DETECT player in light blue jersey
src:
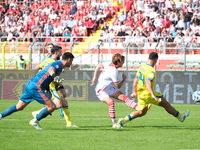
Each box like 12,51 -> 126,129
0,52 -> 74,129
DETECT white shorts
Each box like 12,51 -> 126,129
95,84 -> 120,101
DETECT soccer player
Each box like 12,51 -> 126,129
41,43 -> 54,62
39,43 -> 64,117
116,52 -> 190,128
90,53 -> 140,128
34,45 -> 77,128
0,52 -> 74,129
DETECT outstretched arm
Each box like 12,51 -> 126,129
90,64 -> 101,86
35,63 -> 42,71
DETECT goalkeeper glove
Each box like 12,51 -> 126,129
54,76 -> 64,83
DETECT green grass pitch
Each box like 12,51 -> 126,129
0,100 -> 200,150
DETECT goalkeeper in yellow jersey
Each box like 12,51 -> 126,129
33,45 -> 77,128
116,52 -> 190,128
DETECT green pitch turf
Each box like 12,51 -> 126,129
0,100 -> 200,150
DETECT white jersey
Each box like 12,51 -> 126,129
95,62 -> 119,92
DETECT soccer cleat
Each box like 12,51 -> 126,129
60,114 -> 64,117
29,119 -> 42,129
66,124 -> 78,128
112,124 -> 117,128
147,104 -> 152,110
115,118 -> 125,129
179,109 -> 190,122
32,111 -> 38,118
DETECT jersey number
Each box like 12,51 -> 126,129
138,71 -> 145,87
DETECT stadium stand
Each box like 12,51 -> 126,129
0,0 -> 200,70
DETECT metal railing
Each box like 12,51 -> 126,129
1,35 -> 200,71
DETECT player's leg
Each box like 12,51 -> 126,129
29,88 -> 56,129
96,85 -> 117,127
116,92 -> 151,128
60,96 -> 78,127
111,91 -> 139,111
158,96 -> 190,122
0,84 -> 33,120
0,100 -> 29,120
104,97 -> 117,128
32,83 -> 61,118
57,86 -> 66,117
116,107 -> 147,129
59,107 -> 64,117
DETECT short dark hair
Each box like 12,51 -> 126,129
62,52 -> 74,60
47,43 -> 54,47
51,45 -> 62,54
149,52 -> 158,60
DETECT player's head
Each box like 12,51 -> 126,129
46,43 -> 54,53
61,52 -> 74,67
112,53 -> 125,68
148,52 -> 158,66
51,45 -> 62,60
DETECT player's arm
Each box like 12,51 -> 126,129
90,64 -> 101,86
35,62 -> 42,71
48,66 -> 63,84
131,77 -> 138,98
115,74 -> 126,89
146,79 -> 161,102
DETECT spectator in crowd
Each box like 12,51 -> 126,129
177,28 -> 185,37
102,22 -> 109,32
150,29 -> 160,42
86,18 -> 97,35
44,20 -> 54,36
69,4 -> 77,15
16,55 -> 26,70
118,11 -> 126,23
183,8 -> 192,30
176,0 -> 184,11
32,21 -> 41,37
171,26 -> 178,37
162,15 -> 171,31
79,22 -> 87,37
190,33 -> 197,54
134,31 -> 144,54
63,29 -> 70,42
125,0 -> 133,16
3,0 -> 9,13
176,15 -> 184,30
191,14 -> 200,25
174,33 -> 183,54
0,26 -> 8,41
67,15 -> 75,31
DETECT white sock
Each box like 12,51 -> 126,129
135,106 -> 140,111
32,118 -> 38,123
111,119 -> 117,125
0,114 -> 2,120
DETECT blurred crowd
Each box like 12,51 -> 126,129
99,0 -> 200,54
0,0 -> 200,54
0,0 -> 116,43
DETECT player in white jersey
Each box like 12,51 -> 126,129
90,53 -> 140,128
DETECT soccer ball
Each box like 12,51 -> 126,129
192,91 -> 200,102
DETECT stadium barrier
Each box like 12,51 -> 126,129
0,69 -> 199,104
1,36 -> 200,71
